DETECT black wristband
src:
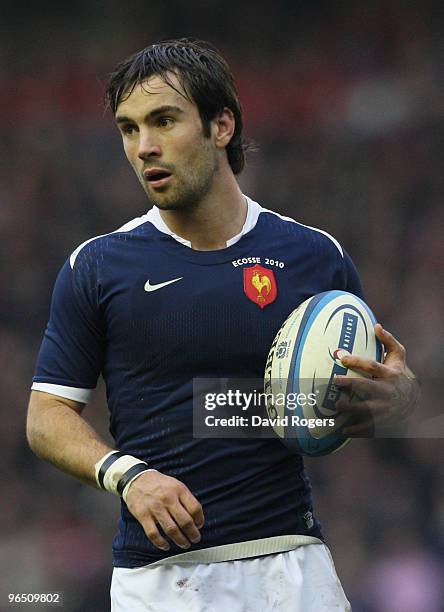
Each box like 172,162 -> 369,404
98,451 -> 124,489
117,463 -> 149,496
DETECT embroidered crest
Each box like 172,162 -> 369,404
243,265 -> 277,309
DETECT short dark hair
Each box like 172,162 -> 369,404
106,38 -> 249,174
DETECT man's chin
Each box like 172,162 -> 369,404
147,190 -> 198,211
149,195 -> 184,211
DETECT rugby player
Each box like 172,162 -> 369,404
27,39 -> 418,611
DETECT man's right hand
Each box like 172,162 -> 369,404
124,470 -> 205,551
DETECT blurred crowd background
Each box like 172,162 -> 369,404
1,0 -> 443,610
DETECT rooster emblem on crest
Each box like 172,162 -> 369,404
243,264 -> 277,309
251,271 -> 272,303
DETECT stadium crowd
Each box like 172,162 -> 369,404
1,1 -> 443,610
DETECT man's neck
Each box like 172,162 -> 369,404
158,172 -> 247,251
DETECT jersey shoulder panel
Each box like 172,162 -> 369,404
257,207 -> 344,258
69,212 -> 155,269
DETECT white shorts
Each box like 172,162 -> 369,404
110,544 -> 351,611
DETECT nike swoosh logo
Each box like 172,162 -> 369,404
144,277 -> 183,292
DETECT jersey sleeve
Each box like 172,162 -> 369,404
32,256 -> 105,403
332,248 -> 365,300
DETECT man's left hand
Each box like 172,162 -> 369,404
334,324 -> 420,435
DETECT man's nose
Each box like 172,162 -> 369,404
138,131 -> 162,160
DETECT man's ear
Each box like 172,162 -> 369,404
213,107 -> 235,149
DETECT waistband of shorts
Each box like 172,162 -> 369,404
143,535 -> 323,568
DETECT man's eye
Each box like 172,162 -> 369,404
122,125 -> 136,135
158,117 -> 174,128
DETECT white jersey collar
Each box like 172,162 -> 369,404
145,195 -> 262,249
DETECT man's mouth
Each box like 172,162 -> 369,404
144,168 -> 172,188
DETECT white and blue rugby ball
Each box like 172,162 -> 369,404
264,290 -> 383,456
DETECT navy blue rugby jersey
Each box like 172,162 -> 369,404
32,196 -> 363,568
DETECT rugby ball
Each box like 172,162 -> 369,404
264,290 -> 383,456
